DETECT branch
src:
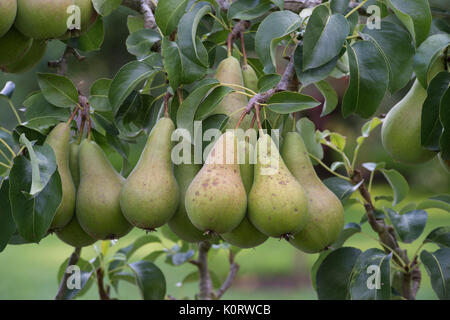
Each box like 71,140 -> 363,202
55,247 -> 82,300
190,241 -> 214,300
96,268 -> 112,300
48,46 -> 85,76
140,0 -> 157,29
285,0 -> 322,12
216,251 -> 240,299
227,20 -> 251,55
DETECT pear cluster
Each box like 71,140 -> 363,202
0,0 -> 97,73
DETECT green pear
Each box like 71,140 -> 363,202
15,0 -> 95,39
0,0 -> 17,37
2,39 -> 47,73
55,215 -> 96,247
77,140 -> 132,240
281,131 -> 344,253
168,163 -> 208,242
45,123 -> 76,230
242,63 -> 258,93
0,27 -> 32,67
185,131 -> 247,234
120,118 -> 180,230
213,56 -> 252,129
69,142 -> 80,188
222,138 -> 268,248
381,79 -> 436,164
248,134 -> 309,238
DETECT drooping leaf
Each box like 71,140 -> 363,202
129,261 -> 166,300
0,179 -> 15,252
417,194 -> 450,212
155,0 -> 189,36
420,248 -> 450,300
315,80 -> 338,116
323,177 -> 363,201
386,208 -> 428,243
380,169 -> 409,206
424,227 -> 450,248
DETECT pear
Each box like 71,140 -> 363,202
281,131 -> 344,253
0,0 -> 17,37
120,117 -> 180,230
15,0 -> 95,39
55,215 -> 97,248
248,134 -> 309,238
45,123 -> 76,230
222,138 -> 268,248
213,56 -> 252,129
69,142 -> 80,188
185,131 -> 247,234
0,27 -> 32,67
381,79 -> 436,164
76,140 -> 132,240
2,39 -> 47,74
168,163 -> 207,242
242,63 -> 258,93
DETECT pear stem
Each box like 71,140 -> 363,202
67,105 -> 81,125
55,247 -> 82,300
255,104 -> 264,135
240,31 -> 248,66
226,20 -> 251,58
163,92 -> 172,118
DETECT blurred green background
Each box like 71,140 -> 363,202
0,8 -> 448,300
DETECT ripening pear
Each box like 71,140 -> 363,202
222,138 -> 268,248
69,142 -> 80,188
242,63 -> 258,93
0,0 -> 17,37
0,27 -> 32,67
381,57 -> 444,164
281,131 -> 344,253
45,123 -> 76,230
185,131 -> 247,234
76,140 -> 132,240
120,118 -> 180,230
168,163 -> 207,242
2,39 -> 47,74
214,57 -> 252,129
15,0 -> 96,39
248,134 -> 309,238
55,215 -> 96,248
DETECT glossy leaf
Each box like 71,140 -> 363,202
155,0 -> 189,36
331,222 -> 361,249
440,87 -> 450,160
78,17 -> 104,52
257,74 -> 281,92
316,247 -> 362,300
420,248 -> 450,300
302,5 -> 349,70
323,177 -> 363,201
296,117 -> 323,160
228,0 -> 272,20
330,0 -> 349,13
424,227 -> 450,248
37,74 -> 78,108
267,92 -> 320,114
255,11 -> 301,73
126,29 -> 161,58
24,92 -> 70,121
0,180 -> 15,252
386,208 -> 428,243
380,168 -> 409,206
195,86 -> 234,120
89,78 -> 112,112
417,194 -> 450,212
315,80 -> 338,116
91,0 -> 121,16
342,40 -> 389,118
57,257 -> 94,300
129,261 -> 166,300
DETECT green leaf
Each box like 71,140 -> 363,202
316,247 -> 362,299
127,15 -> 144,33
258,74 -> 281,92
329,132 -> 346,151
323,177 -> 363,201
413,33 -> 450,88
91,0 -> 122,16
330,222 -> 361,249
315,80 -> 338,116
362,21 -> 415,93
380,168 -> 409,206
24,92 -> 70,121
421,72 -> 450,150
296,117 -> 323,160
176,79 -> 219,138
424,227 -> 450,248
255,11 -> 301,73
18,134 -> 57,197
386,208 -> 428,243
129,261 -> 166,300
89,78 -> 112,112
109,61 -> 155,114
342,40 -> 389,118
417,194 -> 450,212
294,45 -> 343,86
349,249 -> 392,300
386,0 -> 432,46
330,0 -> 350,13
420,248 -> 450,300
228,0 -> 273,20
155,0 -> 189,36
57,257 -> 94,300
267,92 -> 320,114
37,74 -> 78,108
360,117 -> 383,138
270,0 -> 283,9
303,5 -> 349,70
126,29 -> 161,58
78,17 -> 104,52
311,251 -> 333,290
9,155 -> 62,243
440,87 -> 450,160
362,162 -> 385,172
195,86 -> 234,120
0,179 -> 15,252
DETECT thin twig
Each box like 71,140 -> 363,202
227,20 -> 251,57
55,247 -> 82,300
216,251 -> 240,299
190,241 -> 214,300
140,0 -> 157,29
48,46 -> 85,76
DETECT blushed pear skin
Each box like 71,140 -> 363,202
120,118 -> 180,230
185,131 -> 247,234
282,132 -> 344,253
45,123 -> 76,230
76,140 -> 132,240
248,134 -> 309,238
